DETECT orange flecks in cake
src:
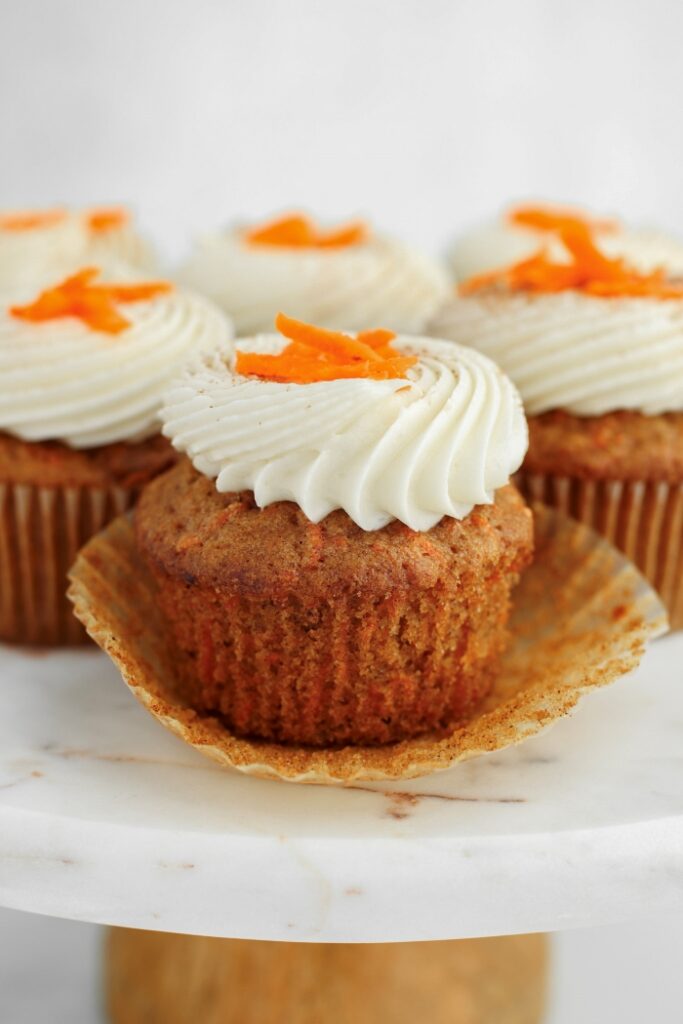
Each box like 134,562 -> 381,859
244,212 -> 369,249
10,267 -> 173,335
235,313 -> 417,383
0,209 -> 67,232
461,218 -> 683,300
507,203 -> 618,236
87,206 -> 130,233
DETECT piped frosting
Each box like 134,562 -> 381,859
162,323 -> 527,531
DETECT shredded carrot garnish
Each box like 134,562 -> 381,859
235,313 -> 416,384
10,267 -> 173,335
508,204 -> 618,236
87,206 -> 129,233
460,217 -> 683,301
244,213 -> 369,249
0,209 -> 67,232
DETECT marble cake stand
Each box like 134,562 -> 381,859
1,634 -> 682,1022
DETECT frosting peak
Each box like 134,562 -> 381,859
0,205 -> 156,291
178,227 -> 450,336
162,332 -> 527,532
244,212 -> 368,249
10,267 -> 173,335
449,204 -> 683,281
234,313 -> 416,382
0,274 -> 232,448
459,214 -> 683,301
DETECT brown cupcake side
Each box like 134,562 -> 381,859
0,431 -> 177,488
525,410 -> 683,482
135,459 -> 533,746
0,431 -> 178,645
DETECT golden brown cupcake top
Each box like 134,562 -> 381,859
136,458 -> 532,598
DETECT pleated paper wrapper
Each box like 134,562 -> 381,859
0,480 -> 136,645
519,472 -> 683,631
68,504 -> 667,784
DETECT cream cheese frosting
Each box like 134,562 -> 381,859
0,208 -> 155,291
0,214 -> 88,291
84,215 -> 157,273
178,232 -> 450,336
449,218 -> 683,280
0,276 -> 232,448
161,333 -> 527,531
430,290 -> 683,416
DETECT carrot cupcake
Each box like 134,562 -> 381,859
431,208 -> 683,628
81,206 -> 156,272
0,266 -> 232,645
134,314 -> 532,746
0,205 -> 155,291
178,212 -> 449,336
448,202 -> 683,281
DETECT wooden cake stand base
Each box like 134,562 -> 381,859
106,929 -> 548,1024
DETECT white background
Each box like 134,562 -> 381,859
2,1 -> 683,1019
3,0 -> 683,261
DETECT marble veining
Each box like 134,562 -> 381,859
0,636 -> 682,941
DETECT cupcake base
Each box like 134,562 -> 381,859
0,432 -> 177,646
521,409 -> 683,630
133,466 -> 533,747
518,474 -> 683,630
67,505 -> 666,784
0,479 -> 133,645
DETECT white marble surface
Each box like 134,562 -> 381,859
0,635 -> 682,942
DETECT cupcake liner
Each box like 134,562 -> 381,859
67,505 -> 667,784
0,480 -> 134,645
519,472 -> 683,631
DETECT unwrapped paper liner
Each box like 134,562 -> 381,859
68,505 -> 667,783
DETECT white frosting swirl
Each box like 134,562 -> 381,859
178,232 -> 450,336
0,210 -> 156,292
85,219 -> 157,273
161,334 -> 527,531
0,279 -> 232,448
430,291 -> 683,416
0,216 -> 88,291
449,218 -> 683,280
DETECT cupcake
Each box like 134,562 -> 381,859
448,202 -> 683,281
81,206 -> 157,272
431,208 -> 683,628
178,211 -> 449,336
134,313 -> 532,746
0,265 -> 231,645
0,205 -> 155,291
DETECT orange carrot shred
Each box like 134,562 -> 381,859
315,222 -> 368,248
235,314 -> 415,384
0,209 -> 67,232
357,328 -> 397,349
9,266 -> 173,335
244,212 -> 368,249
508,204 -> 618,236
275,312 -> 382,362
87,206 -> 129,233
460,214 -> 683,301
